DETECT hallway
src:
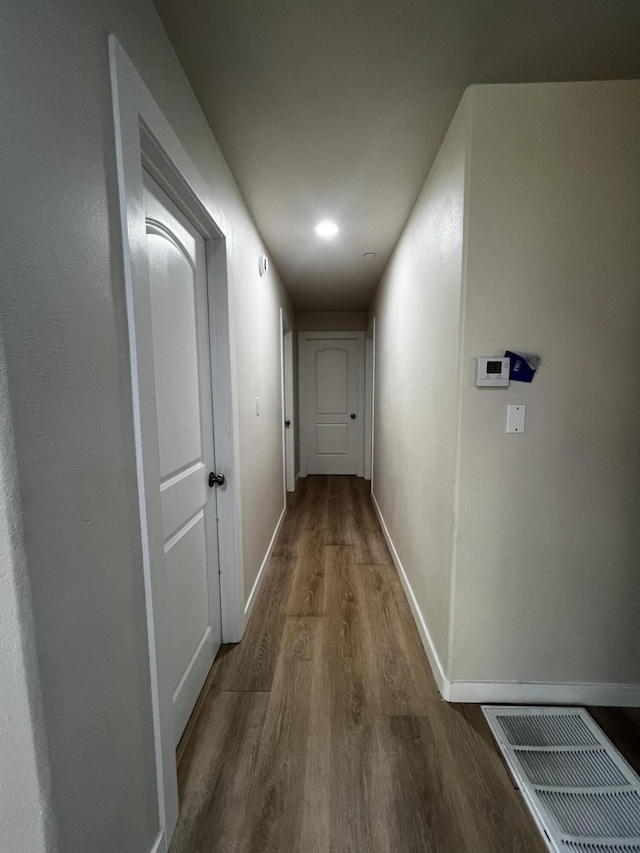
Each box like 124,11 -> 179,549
171,476 -> 547,852
3,0 -> 640,848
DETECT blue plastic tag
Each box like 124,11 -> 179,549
505,350 -> 539,383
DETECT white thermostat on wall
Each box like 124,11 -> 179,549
476,356 -> 510,387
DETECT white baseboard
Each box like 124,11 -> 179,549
371,491 -> 640,709
371,491 -> 452,701
243,503 -> 287,622
149,829 -> 166,853
449,679 -> 640,706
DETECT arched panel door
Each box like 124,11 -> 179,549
302,334 -> 363,475
143,171 -> 221,746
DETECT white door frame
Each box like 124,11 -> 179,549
298,331 -> 365,478
109,36 -> 244,851
364,318 -> 376,485
280,310 -> 296,493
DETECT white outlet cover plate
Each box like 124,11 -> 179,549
507,404 -> 525,433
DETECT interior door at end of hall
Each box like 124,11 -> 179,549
143,170 -> 222,745
304,335 -> 362,475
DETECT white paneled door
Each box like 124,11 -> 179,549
143,172 -> 222,745
300,332 -> 365,475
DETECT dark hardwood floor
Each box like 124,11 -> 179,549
170,475 -> 640,853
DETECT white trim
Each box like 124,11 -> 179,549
371,318 -> 376,490
356,333 -> 365,478
244,504 -> 287,621
109,35 -> 245,851
148,831 -> 166,853
285,327 -> 295,491
363,334 -> 372,481
371,491 -> 451,700
279,310 -> 286,500
280,311 -> 295,493
298,331 -> 365,477
452,680 -> 640,706
364,318 -> 375,484
371,490 -> 640,709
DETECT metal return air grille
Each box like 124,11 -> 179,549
483,707 -> 640,853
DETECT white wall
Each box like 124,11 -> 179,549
235,233 -> 295,600
296,310 -> 368,331
370,94 -> 470,666
371,79 -> 640,702
451,81 -> 640,688
0,0 -> 292,849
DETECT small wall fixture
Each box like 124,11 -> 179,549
259,254 -> 269,277
363,252 -> 376,258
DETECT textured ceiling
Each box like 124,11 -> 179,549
153,0 -> 640,309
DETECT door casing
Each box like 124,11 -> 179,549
281,310 -> 296,493
110,36 -> 244,852
364,318 -> 376,485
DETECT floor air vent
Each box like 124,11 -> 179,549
483,707 -> 640,853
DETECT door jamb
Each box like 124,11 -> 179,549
298,331 -> 365,478
109,36 -> 245,850
364,318 -> 376,486
280,311 -> 296,494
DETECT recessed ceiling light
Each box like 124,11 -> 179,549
363,252 -> 376,258
315,219 -> 339,239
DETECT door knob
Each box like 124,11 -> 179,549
350,413 -> 356,419
285,420 -> 291,428
209,472 -> 225,487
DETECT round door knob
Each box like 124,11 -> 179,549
209,472 -> 225,487
350,413 -> 356,419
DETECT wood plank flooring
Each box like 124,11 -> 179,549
170,475 -> 640,853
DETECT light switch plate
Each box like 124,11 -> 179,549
506,404 -> 525,433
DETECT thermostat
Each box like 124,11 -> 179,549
476,356 -> 510,387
